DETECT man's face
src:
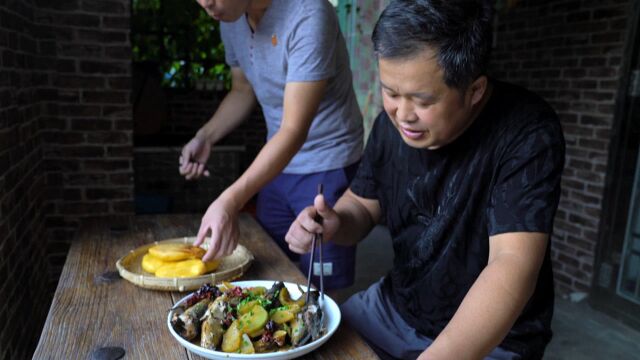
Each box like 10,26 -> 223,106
196,0 -> 250,22
378,48 -> 485,150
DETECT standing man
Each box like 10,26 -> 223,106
286,0 -> 565,359
180,0 -> 363,290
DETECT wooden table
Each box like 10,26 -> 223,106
34,214 -> 378,359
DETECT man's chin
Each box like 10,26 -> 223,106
397,132 -> 432,149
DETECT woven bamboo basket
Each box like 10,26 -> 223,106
116,237 -> 254,291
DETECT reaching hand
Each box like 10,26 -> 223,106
179,136 -> 211,180
194,196 -> 240,262
285,194 -> 340,254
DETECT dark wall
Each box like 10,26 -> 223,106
490,0 -> 632,293
38,0 -> 134,279
0,0 -> 133,358
133,88 -> 267,215
0,1 -> 50,358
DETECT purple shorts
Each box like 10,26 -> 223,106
256,162 -> 359,289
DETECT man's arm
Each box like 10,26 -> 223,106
197,79 -> 328,260
220,79 -> 327,209
196,67 -> 257,144
179,67 -> 257,179
331,189 -> 382,247
419,232 -> 548,360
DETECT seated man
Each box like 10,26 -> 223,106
285,0 -> 565,359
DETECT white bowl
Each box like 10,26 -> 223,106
167,280 -> 341,360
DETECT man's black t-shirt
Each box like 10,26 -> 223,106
350,80 -> 565,359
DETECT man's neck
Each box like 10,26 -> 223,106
246,0 -> 272,31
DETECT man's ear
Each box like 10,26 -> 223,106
469,75 -> 488,106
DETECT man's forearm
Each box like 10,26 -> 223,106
197,87 -> 257,145
221,126 -> 307,211
330,191 -> 377,247
420,254 -> 540,360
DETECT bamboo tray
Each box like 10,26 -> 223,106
116,237 -> 254,291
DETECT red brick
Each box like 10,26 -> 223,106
104,45 -> 130,59
593,7 -> 626,20
56,58 -> 77,73
59,43 -> 103,58
54,75 -> 105,89
81,0 -> 127,14
86,187 -> 131,200
112,200 -> 134,213
106,145 -> 132,157
82,90 -> 127,104
77,29 -> 127,44
109,173 -> 133,185
107,77 -> 131,90
33,0 -> 79,10
70,118 -> 112,131
57,13 -> 100,27
84,159 -> 131,172
58,90 -> 81,103
58,202 -> 109,214
103,16 -> 129,29
86,131 -> 130,144
57,104 -> 101,117
571,189 -> 602,206
64,173 -> 107,186
46,145 -> 105,158
79,60 -> 128,74
42,131 -> 85,145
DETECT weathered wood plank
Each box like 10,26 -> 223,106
33,217 -> 184,359
34,214 -> 378,359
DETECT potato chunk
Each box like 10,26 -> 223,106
141,253 -> 167,273
237,305 -> 268,335
155,259 -> 206,278
240,334 -> 255,354
148,243 -> 206,261
221,320 -> 242,353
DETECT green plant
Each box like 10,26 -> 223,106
132,0 -> 231,89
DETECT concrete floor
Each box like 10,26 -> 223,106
338,226 -> 640,359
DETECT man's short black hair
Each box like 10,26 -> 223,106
372,0 -> 494,90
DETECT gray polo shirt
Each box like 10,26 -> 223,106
220,0 -> 363,174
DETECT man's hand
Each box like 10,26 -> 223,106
285,194 -> 340,254
179,136 -> 211,180
194,195 -> 240,261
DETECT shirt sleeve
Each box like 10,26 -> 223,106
285,4 -> 338,82
220,24 -> 239,67
487,120 -> 565,236
350,112 -> 387,200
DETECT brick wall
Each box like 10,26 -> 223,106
36,0 -> 134,281
133,88 -> 266,214
490,0 -> 631,294
0,1 -> 52,359
164,89 -> 266,152
1,1 -> 134,358
135,146 -> 243,214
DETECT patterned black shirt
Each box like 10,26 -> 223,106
350,80 -> 565,359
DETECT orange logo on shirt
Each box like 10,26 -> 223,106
271,34 -> 278,46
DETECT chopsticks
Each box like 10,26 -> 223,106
306,184 -> 324,304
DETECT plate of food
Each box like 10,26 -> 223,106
116,237 -> 254,291
167,280 -> 341,359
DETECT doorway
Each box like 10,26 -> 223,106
591,0 -> 640,328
